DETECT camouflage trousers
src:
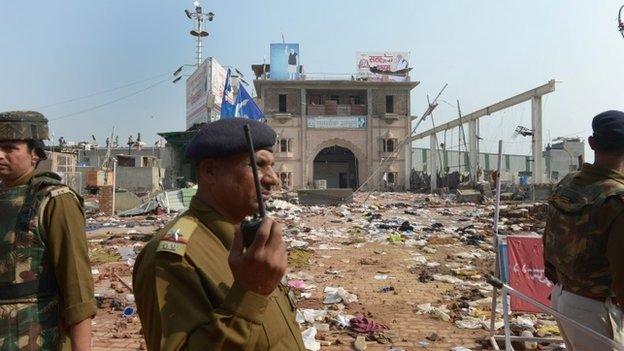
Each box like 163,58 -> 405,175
0,298 -> 59,351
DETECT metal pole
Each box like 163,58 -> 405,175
488,276 -> 624,351
502,287 -> 512,350
196,17 -> 202,66
494,140 -> 503,234
112,158 -> 117,217
490,140 -> 504,336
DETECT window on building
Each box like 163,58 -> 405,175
382,138 -> 398,153
279,138 -> 293,153
278,172 -> 293,188
329,95 -> 340,103
387,172 -> 398,184
309,95 -> 323,105
385,95 -> 394,113
349,95 -> 362,105
278,94 -> 287,113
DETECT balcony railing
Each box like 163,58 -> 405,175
307,101 -> 367,116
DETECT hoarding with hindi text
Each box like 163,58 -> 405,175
307,116 -> 367,129
356,52 -> 411,82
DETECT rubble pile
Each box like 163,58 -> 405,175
88,192 -> 560,350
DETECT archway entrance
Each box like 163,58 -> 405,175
313,145 -> 358,189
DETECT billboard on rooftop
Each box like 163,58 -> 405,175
185,57 -> 228,129
270,43 -> 300,80
356,52 -> 411,82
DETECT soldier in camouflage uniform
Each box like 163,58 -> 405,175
544,110 -> 624,350
0,111 -> 97,350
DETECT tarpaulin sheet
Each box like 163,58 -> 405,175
507,235 -> 554,312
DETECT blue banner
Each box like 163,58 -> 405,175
220,68 -> 236,119
235,85 -> 265,121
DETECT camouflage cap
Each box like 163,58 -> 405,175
0,111 -> 49,141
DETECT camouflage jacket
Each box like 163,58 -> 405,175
544,166 -> 624,298
0,172 -> 82,350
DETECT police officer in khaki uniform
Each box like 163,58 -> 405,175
133,118 -> 305,351
0,111 -> 97,350
544,110 -> 624,350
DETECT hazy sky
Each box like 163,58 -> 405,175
2,1 -> 623,161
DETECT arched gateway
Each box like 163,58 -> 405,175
313,145 -> 358,189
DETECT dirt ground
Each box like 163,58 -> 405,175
88,192 -> 556,351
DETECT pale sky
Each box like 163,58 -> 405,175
2,0 -> 623,161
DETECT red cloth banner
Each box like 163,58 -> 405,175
507,236 -> 554,312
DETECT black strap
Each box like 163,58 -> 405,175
0,277 -> 59,300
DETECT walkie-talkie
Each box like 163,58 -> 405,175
241,124 -> 266,248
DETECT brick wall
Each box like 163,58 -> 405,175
372,89 -> 409,116
99,185 -> 114,215
263,89 -> 301,115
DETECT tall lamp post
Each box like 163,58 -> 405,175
171,2 -> 215,84
185,1 -> 214,67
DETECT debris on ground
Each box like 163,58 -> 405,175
89,192 -> 557,350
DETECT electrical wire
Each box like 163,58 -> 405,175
36,72 -> 171,109
49,77 -> 170,121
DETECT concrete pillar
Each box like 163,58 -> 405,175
469,119 -> 479,183
429,134 -> 438,192
531,96 -> 544,184
405,92 -> 412,190
300,88 -> 307,188
367,88 -> 374,190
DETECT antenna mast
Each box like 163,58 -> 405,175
185,1 -> 214,67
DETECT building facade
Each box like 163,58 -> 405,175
544,138 -> 584,182
255,79 -> 419,191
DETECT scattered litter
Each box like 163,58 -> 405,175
378,286 -> 395,293
288,279 -> 307,290
84,190 -> 554,348
296,309 -> 327,324
387,233 -> 404,244
323,287 -> 358,304
333,314 -> 355,328
455,316 -> 484,330
288,249 -> 311,269
122,306 -> 135,318
353,335 -> 367,350
349,316 -> 388,333
433,274 -> 465,284
301,327 -> 321,351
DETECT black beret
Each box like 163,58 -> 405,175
592,110 -> 624,150
185,118 -> 277,161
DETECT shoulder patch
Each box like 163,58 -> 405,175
48,186 -> 72,198
156,217 -> 198,256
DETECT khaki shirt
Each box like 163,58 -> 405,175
1,170 -> 97,346
133,196 -> 305,351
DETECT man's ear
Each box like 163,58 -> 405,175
197,158 -> 217,184
588,136 -> 596,151
30,148 -> 40,167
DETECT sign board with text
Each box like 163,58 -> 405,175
185,57 -> 228,129
507,235 -> 554,313
307,116 -> 367,129
356,52 -> 410,82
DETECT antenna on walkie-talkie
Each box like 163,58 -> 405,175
241,124 -> 265,247
244,124 -> 266,218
